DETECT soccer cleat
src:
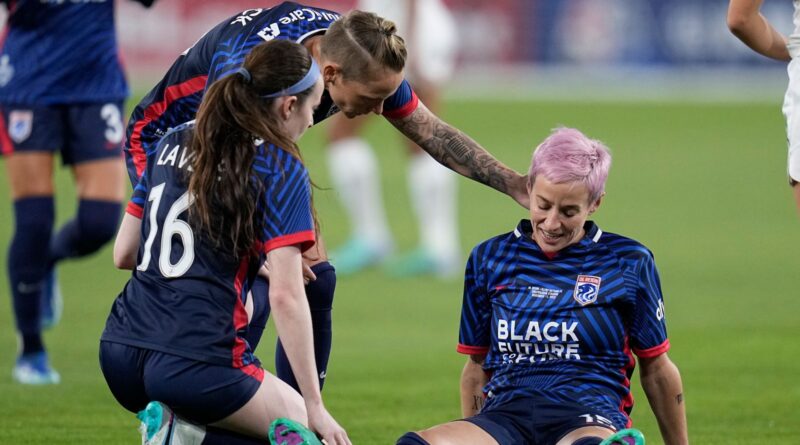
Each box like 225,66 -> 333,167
40,269 -> 63,330
12,351 -> 60,385
137,401 -> 205,445
384,247 -> 460,279
269,418 -> 323,445
600,428 -> 646,445
330,237 -> 391,275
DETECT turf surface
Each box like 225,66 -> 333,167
1,98 -> 798,444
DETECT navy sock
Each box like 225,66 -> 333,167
8,197 -> 54,352
397,432 -> 430,445
49,199 -> 121,264
275,262 -> 335,392
201,427 -> 266,444
244,276 -> 269,351
573,437 -> 604,445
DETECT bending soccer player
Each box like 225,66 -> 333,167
1,0 -> 156,385
101,40 -> 350,445
397,128 -> 688,445
124,2 -> 528,398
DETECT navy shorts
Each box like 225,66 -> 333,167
99,341 -> 262,425
465,392 -> 621,445
0,102 -> 125,164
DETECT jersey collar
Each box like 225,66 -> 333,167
513,219 -> 603,258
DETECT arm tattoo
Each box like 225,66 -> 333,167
472,395 -> 485,412
676,393 -> 684,404
390,106 -> 520,196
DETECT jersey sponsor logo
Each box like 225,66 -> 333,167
496,319 -> 582,362
257,23 -> 281,41
231,9 -> 265,26
574,275 -> 601,306
277,8 -> 340,25
0,55 -> 14,87
9,110 -> 33,144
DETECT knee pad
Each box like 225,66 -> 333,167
572,437 -> 603,445
396,432 -> 430,445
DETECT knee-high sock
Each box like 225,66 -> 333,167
275,262 -> 335,391
327,137 -> 391,247
49,199 -> 121,264
408,154 -> 460,266
245,276 -> 269,352
8,197 -> 54,353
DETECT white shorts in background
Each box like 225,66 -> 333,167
782,43 -> 800,183
358,0 -> 458,85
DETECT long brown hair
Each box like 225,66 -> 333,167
320,10 -> 407,80
189,39 -> 316,257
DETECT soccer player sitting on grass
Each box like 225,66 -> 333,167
396,128 -> 688,445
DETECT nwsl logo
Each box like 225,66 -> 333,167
574,275 -> 601,306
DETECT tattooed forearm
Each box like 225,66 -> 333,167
676,393 -> 683,404
389,104 -> 523,197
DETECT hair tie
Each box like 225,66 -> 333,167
235,67 -> 252,84
262,58 -> 320,99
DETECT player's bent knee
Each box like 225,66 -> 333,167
396,431 -> 431,445
76,199 -> 121,251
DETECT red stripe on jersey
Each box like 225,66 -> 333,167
125,201 -> 144,219
618,336 -> 635,428
238,363 -> 265,382
0,110 -> 14,155
382,90 -> 419,120
129,75 -> 208,179
633,339 -> 670,358
263,230 -> 316,254
231,257 -> 250,368
457,344 -> 489,355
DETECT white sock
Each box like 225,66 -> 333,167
327,137 -> 392,248
408,154 -> 460,269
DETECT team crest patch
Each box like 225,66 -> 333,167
574,275 -> 601,306
9,110 -> 33,144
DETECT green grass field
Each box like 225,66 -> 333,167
1,98 -> 799,444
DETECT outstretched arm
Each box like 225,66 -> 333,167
728,0 -> 790,61
387,101 -> 530,208
639,353 -> 688,445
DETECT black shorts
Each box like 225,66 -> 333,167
465,392 -> 620,445
99,341 -> 262,425
0,102 -> 124,164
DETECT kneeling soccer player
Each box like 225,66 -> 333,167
397,128 -> 688,445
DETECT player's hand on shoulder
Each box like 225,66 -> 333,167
307,402 -> 351,445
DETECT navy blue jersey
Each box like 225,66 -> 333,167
458,220 -> 669,428
0,0 -> 153,105
125,1 -> 419,183
102,121 -> 315,371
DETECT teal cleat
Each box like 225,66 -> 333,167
269,418 -> 323,445
600,428 -> 646,445
330,237 -> 391,275
136,401 -> 205,445
384,247 -> 460,279
40,269 -> 63,330
12,351 -> 60,385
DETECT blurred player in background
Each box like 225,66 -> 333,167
124,2 -> 527,404
325,0 -> 461,278
727,0 -> 800,213
397,128 -> 688,445
0,0 -> 156,385
102,40 -> 350,445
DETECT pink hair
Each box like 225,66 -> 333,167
528,127 -> 611,203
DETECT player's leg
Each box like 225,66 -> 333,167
386,80 -> 460,278
326,113 -> 393,274
45,102 -> 125,327
782,55 -> 800,214
793,181 -> 800,214
2,104 -> 60,384
396,421 -> 498,445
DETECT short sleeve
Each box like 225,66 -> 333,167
260,154 -> 315,253
630,252 -> 670,358
126,171 -> 149,218
382,79 -> 419,120
457,246 -> 492,355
